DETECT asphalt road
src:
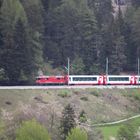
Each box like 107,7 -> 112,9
0,85 -> 140,89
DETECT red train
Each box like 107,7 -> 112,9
36,75 -> 140,85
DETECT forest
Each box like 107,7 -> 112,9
0,0 -> 140,84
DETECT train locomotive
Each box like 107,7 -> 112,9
36,75 -> 140,85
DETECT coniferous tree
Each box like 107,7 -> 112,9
60,104 -> 76,140
0,0 -> 27,84
71,56 -> 85,75
13,19 -> 33,83
20,0 -> 44,70
109,7 -> 126,74
131,0 -> 140,9
109,34 -> 126,74
44,0 -> 98,74
91,0 -> 114,74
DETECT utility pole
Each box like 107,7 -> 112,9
64,58 -> 70,85
138,57 -> 139,85
67,58 -> 70,85
138,57 -> 139,76
68,57 -> 70,76
106,57 -> 108,75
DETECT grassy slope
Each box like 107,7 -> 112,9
99,117 -> 140,140
0,88 -> 140,140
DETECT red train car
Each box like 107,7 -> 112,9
36,75 -> 68,85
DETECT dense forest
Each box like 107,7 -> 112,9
0,0 -> 140,84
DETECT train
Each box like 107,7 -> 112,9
35,75 -> 140,85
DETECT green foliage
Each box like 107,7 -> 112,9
80,96 -> 88,101
0,0 -> 140,83
66,127 -> 88,140
20,0 -> 45,71
117,122 -> 137,140
0,0 -> 44,84
79,110 -> 87,123
0,0 -> 29,84
71,56 -> 85,75
90,90 -> 99,97
60,104 -> 76,140
44,0 -> 98,74
0,68 -> 8,81
58,91 -> 71,98
0,121 -> 5,139
123,89 -> 140,101
16,119 -> 51,140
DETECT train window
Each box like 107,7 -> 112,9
73,77 -> 97,81
109,77 -> 129,81
57,78 -> 61,80
36,78 -> 41,80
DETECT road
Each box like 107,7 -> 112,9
0,85 -> 140,89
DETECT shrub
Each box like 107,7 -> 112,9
80,96 -> 88,101
90,91 -> 99,97
117,122 -> 137,140
66,127 -> 88,140
16,119 -> 51,140
79,110 -> 87,123
58,91 -> 70,98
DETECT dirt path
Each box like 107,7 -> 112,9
82,114 -> 140,127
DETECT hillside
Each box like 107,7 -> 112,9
0,88 -> 140,139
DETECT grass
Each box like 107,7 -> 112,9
99,125 -> 121,140
122,89 -> 140,101
0,89 -> 47,111
99,116 -> 140,140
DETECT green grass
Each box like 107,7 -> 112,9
99,117 -> 140,140
122,89 -> 140,101
99,125 -> 121,140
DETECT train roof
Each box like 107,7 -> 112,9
36,75 -> 65,78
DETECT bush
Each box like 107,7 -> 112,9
79,110 -> 87,123
80,96 -> 88,101
58,91 -> 70,98
66,127 -> 88,140
16,119 -> 51,140
117,122 -> 137,140
90,91 -> 99,97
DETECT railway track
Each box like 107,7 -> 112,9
0,85 -> 140,89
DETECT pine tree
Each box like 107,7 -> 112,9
90,0 -> 115,74
71,56 -> 85,75
131,0 -> 140,9
13,19 -> 33,83
108,7 -> 126,74
109,35 -> 126,74
20,0 -> 44,70
60,104 -> 76,140
44,0 -> 98,74
0,0 -> 27,84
